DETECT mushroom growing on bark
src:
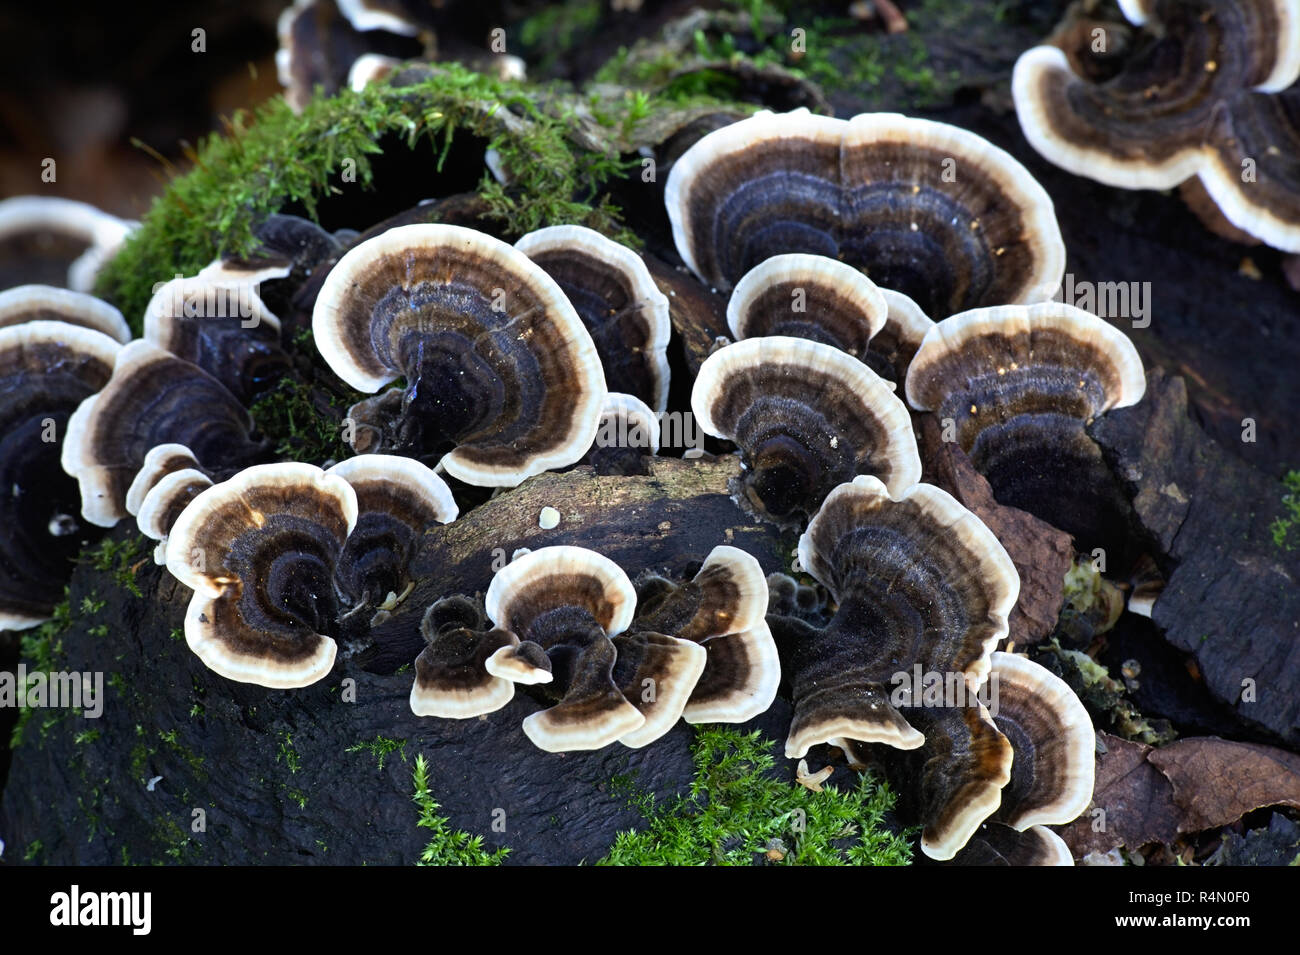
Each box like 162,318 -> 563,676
313,223 -> 607,487
0,196 -> 136,293
516,224 -> 671,413
692,336 -> 920,521
665,109 -> 1065,316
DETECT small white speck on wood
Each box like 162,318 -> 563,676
539,506 -> 560,529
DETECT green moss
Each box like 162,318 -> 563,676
411,753 -> 509,865
9,596 -> 71,748
86,534 -> 148,598
1268,470 -> 1300,551
277,731 -> 302,774
97,63 -> 634,323
517,0 -> 603,74
346,734 -> 408,772
249,375 -> 357,463
599,727 -> 913,865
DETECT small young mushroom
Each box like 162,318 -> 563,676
869,288 -> 935,385
0,285 -> 130,343
905,301 -> 1145,550
782,475 -> 1019,760
692,336 -> 920,520
0,195 -> 136,293
411,596 -> 518,718
143,276 -> 290,404
725,253 -> 888,360
665,108 -> 1065,315
61,340 -> 266,527
164,462 -> 357,688
0,321 -> 120,629
312,223 -> 607,487
326,454 -> 458,610
515,224 -> 672,413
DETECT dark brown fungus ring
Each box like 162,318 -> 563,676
785,475 -> 1019,760
905,302 -> 1145,550
726,253 -> 888,362
692,336 -> 920,521
1013,0 -> 1300,250
313,223 -> 607,487
629,545 -> 780,725
144,277 -> 291,403
164,463 -> 357,688
0,196 -> 136,293
61,340 -> 266,527
664,109 -> 1065,317
0,285 -> 130,343
515,224 -> 672,413
0,321 -> 120,630
947,822 -> 1074,866
326,454 -> 457,612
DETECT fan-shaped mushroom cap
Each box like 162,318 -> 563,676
665,108 -> 1065,316
515,224 -> 671,413
988,651 -> 1096,830
0,196 -> 136,292
164,463 -> 357,688
313,223 -> 607,487
0,321 -> 120,629
630,545 -> 779,724
726,254 -> 888,360
1013,1 -> 1300,250
326,454 -> 457,605
948,821 -> 1074,866
411,597 -> 517,717
136,468 -> 214,565
611,631 -> 707,748
61,341 -> 264,527
0,285 -> 130,343
785,476 -> 1019,759
905,302 -> 1145,545
692,336 -> 921,520
143,276 -> 288,404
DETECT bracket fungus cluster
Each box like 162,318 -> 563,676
313,223 -> 607,486
665,108 -> 1066,317
163,456 -> 456,688
1013,0 -> 1300,250
411,544 -> 778,752
775,476 -> 1094,861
